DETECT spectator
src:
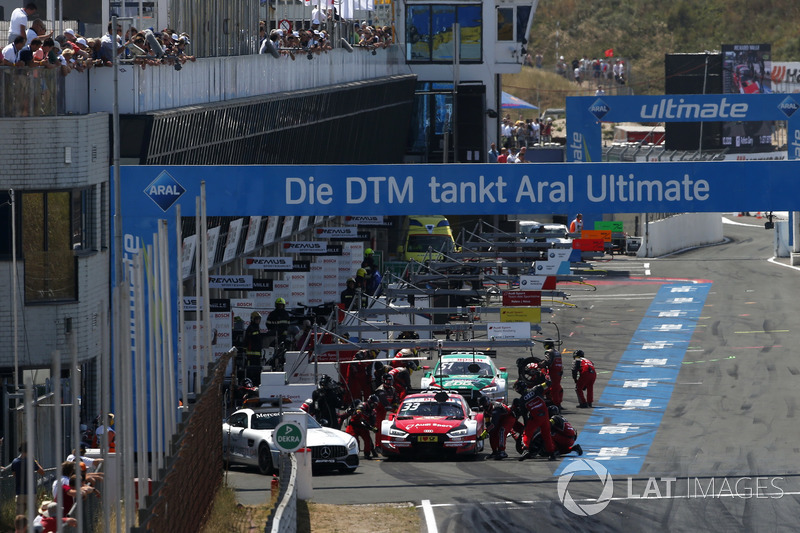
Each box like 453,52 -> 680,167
311,5 -> 326,29
530,118 -> 541,145
10,442 -> 45,516
14,515 -> 26,533
535,51 -> 543,68
487,142 -> 498,163
617,60 -> 626,85
94,412 -> 116,451
500,118 -> 512,147
8,3 -> 37,45
556,55 -> 567,78
515,146 -> 528,163
541,117 -> 553,143
174,36 -> 195,63
40,501 -> 78,532
100,21 -> 124,65
26,18 -> 51,45
33,37 -> 57,67
507,146 -> 518,164
595,85 -> 605,97
18,37 -> 40,66
497,147 -> 508,163
2,35 -> 27,66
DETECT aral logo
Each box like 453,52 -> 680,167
144,171 -> 185,212
589,99 -> 610,120
778,96 -> 799,118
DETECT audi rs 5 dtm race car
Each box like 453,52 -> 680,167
380,391 -> 485,457
223,408 -> 359,474
420,353 -> 508,404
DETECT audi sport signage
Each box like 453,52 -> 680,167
502,291 -> 542,307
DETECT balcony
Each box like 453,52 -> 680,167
0,45 -> 409,117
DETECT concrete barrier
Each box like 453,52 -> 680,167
638,213 -> 723,257
268,453 -> 298,533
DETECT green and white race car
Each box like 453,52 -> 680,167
419,353 -> 509,404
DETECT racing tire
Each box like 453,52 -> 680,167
515,435 -> 524,455
257,443 -> 274,475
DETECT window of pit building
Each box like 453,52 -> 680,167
21,191 -> 78,303
71,187 -> 98,253
497,7 -> 513,41
406,4 -> 482,63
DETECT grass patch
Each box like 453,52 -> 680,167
298,501 -> 420,533
201,483 -> 277,533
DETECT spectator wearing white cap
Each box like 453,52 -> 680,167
41,501 -> 77,530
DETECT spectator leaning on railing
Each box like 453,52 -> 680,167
2,36 -> 27,67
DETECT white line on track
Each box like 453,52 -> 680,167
421,499 -> 438,533
768,256 -> 800,272
418,490 -> 800,509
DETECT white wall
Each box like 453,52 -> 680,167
71,45 -> 410,115
639,213 -> 724,257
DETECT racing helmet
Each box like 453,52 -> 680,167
548,405 -> 560,417
367,394 -> 379,407
382,373 -> 394,385
319,374 -> 332,388
346,277 -> 356,285
364,248 -> 374,256
356,268 -> 367,278
250,311 -> 261,320
573,350 -> 584,359
513,380 -> 528,395
542,338 -> 555,351
477,396 -> 490,411
275,297 -> 286,306
405,360 -> 419,372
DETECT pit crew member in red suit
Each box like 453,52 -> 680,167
548,405 -> 582,456
346,402 -> 377,460
478,396 -> 518,460
571,350 -> 596,408
515,380 -> 556,461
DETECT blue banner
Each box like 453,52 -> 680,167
566,93 -> 800,162
122,161 -> 800,220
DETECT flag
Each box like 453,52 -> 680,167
340,0 -> 355,19
604,48 -> 614,58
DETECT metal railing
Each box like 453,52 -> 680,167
0,67 -> 60,117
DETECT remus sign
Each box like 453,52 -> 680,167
566,93 -> 800,162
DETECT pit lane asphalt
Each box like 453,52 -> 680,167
226,215 -> 800,532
